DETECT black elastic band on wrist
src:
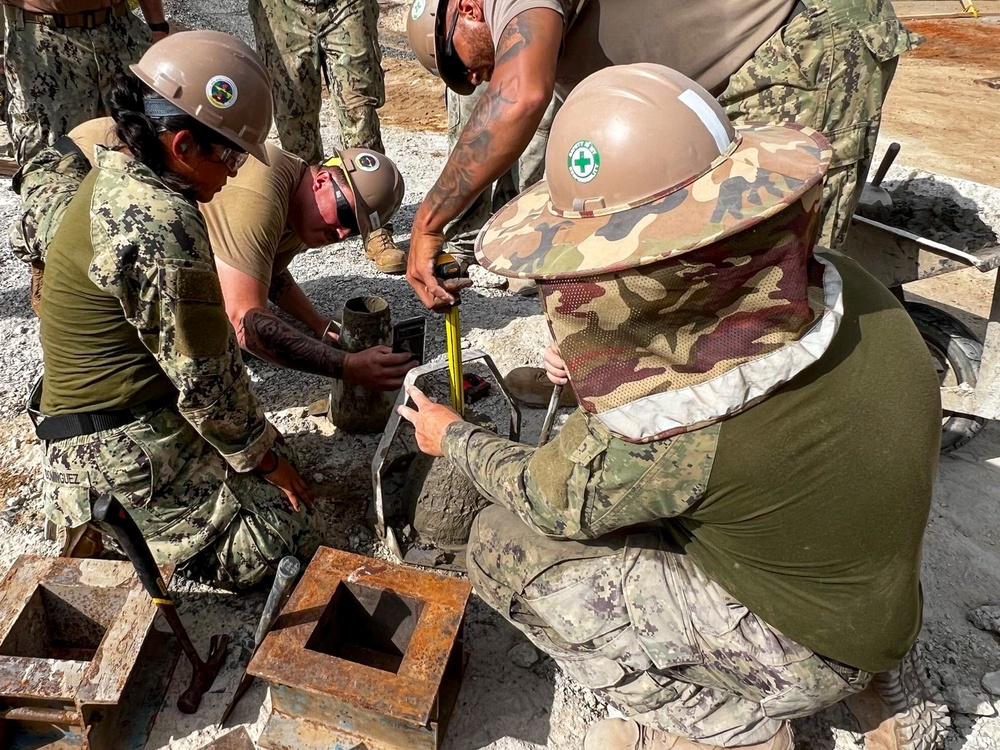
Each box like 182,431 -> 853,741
257,449 -> 279,475
148,21 -> 169,33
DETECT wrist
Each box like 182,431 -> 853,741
148,20 -> 169,32
256,449 -> 279,475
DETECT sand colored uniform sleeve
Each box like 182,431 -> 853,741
87,148 -> 275,472
201,144 -> 307,287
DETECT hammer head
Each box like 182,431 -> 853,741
178,633 -> 230,714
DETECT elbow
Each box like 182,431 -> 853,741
516,84 -> 552,127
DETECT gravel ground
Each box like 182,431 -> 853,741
4,5 -> 1000,750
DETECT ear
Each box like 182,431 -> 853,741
456,0 -> 484,23
312,168 -> 332,194
167,130 -> 197,162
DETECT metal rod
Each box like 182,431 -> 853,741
0,706 -> 81,724
538,384 -> 563,446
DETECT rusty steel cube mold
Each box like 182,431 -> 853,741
248,547 -> 472,750
0,555 -> 178,750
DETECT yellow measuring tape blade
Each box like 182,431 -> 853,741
445,307 -> 464,416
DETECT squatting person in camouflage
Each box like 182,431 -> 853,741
404,0 -> 919,312
399,65 -> 946,750
19,116 -> 417,392
2,0 -> 169,165
34,31 -> 318,591
249,0 -> 408,274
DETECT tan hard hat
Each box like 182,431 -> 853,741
130,30 -> 274,165
406,0 -> 475,95
324,149 -> 406,241
477,63 -> 832,279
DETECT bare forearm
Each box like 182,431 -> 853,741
415,15 -> 554,234
239,307 -> 346,378
268,269 -> 328,335
137,0 -> 166,24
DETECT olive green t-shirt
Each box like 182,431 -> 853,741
39,170 -> 175,413
199,144 -> 308,286
485,0 -> 795,96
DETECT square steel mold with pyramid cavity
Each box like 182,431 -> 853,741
0,555 -> 178,750
248,547 -> 471,750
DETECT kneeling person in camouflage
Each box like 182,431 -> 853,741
400,65 -> 944,749
36,33 -> 319,591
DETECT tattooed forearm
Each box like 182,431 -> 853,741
240,307 -> 346,378
267,269 -> 295,303
422,81 -> 522,221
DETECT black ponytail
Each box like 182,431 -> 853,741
107,73 -> 242,198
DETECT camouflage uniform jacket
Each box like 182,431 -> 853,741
442,409 -> 715,540
86,147 -> 276,472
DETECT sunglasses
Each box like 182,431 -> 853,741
330,179 -> 360,236
322,154 -> 361,236
442,9 -> 471,84
209,144 -> 249,172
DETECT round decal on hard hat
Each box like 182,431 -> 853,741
206,76 -> 238,109
356,152 -> 381,172
567,140 -> 600,183
411,0 -> 427,20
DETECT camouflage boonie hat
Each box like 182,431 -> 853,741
475,64 -> 833,280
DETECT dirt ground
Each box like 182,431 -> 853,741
1,8 -> 1000,750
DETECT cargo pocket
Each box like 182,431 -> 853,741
689,587 -> 813,669
859,18 -> 920,62
563,426 -> 610,538
42,477 -> 93,530
160,258 -> 230,359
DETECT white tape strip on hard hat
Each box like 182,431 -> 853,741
678,89 -> 731,155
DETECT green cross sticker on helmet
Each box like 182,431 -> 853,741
568,140 -> 600,183
411,0 -> 426,20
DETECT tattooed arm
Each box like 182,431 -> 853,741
406,8 -> 564,308
216,257 -> 416,388
215,257 -> 344,375
267,268 -> 333,339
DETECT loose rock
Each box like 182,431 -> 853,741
946,686 -> 997,716
508,642 -> 541,669
969,605 -> 1000,635
983,671 -> 1000,697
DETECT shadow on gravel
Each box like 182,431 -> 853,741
0,283 -> 31,320
857,177 -> 999,253
443,596 -> 557,749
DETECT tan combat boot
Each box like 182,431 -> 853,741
583,719 -> 793,750
365,227 -> 407,274
504,367 -> 577,408
843,648 -> 950,750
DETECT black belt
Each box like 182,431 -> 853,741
35,394 -> 174,442
819,654 -> 869,686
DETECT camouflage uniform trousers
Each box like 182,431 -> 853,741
719,0 -> 918,250
468,505 -> 872,746
2,5 -> 150,165
249,0 -> 385,164
444,85 -> 557,262
42,406 -> 319,591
